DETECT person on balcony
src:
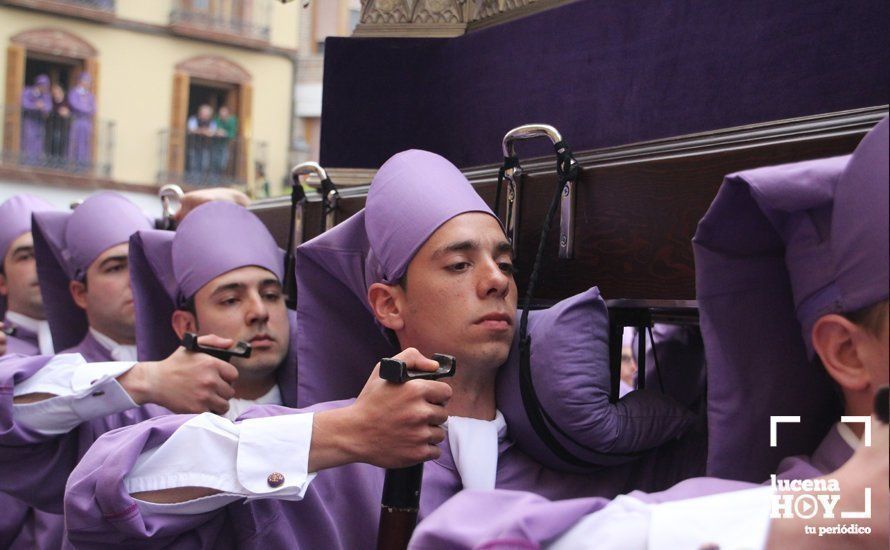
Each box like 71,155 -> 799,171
214,105 -> 238,175
186,104 -> 218,181
20,74 -> 52,166
67,73 -> 96,171
46,83 -> 71,166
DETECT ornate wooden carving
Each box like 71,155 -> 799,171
355,0 -> 576,36
175,55 -> 252,84
10,27 -> 98,59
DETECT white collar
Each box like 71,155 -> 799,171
223,385 -> 283,421
6,311 -> 54,354
444,410 -> 507,491
835,421 -> 862,450
89,328 -> 138,361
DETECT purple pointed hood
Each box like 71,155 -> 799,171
32,192 -> 152,350
295,149 -> 496,406
129,201 -> 296,405
0,194 -> 55,319
693,117 -> 889,482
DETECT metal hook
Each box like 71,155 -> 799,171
158,184 -> 184,229
292,161 -> 339,232
500,124 -> 576,259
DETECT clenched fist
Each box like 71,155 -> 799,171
118,334 -> 239,415
310,348 -> 453,472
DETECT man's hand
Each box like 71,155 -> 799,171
309,348 -> 452,472
118,335 -> 239,415
175,188 -> 250,222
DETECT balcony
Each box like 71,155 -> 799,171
156,128 -> 266,188
169,0 -> 272,49
1,0 -> 115,23
1,103 -> 114,182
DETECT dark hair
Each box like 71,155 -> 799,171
177,295 -> 200,329
842,299 -> 889,337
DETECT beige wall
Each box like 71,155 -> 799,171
114,0 -> 299,50
1,7 -> 296,194
116,0 -> 169,26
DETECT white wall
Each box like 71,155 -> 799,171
0,180 -> 162,219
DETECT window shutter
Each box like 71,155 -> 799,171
4,44 -> 26,159
168,71 -> 189,179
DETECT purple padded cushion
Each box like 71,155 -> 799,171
497,287 -> 696,472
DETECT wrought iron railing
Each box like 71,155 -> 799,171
1,103 -> 114,177
170,0 -> 272,42
156,128 -> 266,187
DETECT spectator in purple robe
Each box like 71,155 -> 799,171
409,118 -> 889,549
19,74 -> 51,165
66,72 -> 95,170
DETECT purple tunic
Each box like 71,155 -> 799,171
1,319 -> 39,357
66,81 -> 95,168
20,77 -> 52,164
409,426 -> 853,549
64,400 -> 704,548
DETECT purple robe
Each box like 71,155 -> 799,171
409,426 -> 854,549
1,318 -> 39,357
64,399 -> 704,548
20,79 -> 52,164
66,85 -> 95,168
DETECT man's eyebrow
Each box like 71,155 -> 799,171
210,282 -> 245,297
98,255 -> 128,269
259,278 -> 283,289
10,246 -> 34,257
493,241 -> 514,257
431,240 -> 479,260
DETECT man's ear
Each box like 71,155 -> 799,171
171,310 -> 198,341
368,282 -> 405,332
0,272 -> 8,298
69,280 -> 88,310
812,314 -> 870,392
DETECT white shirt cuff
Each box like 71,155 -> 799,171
13,356 -> 138,436
126,412 -> 316,515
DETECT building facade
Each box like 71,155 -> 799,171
0,0 -> 300,207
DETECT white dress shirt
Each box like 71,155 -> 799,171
127,411 -> 315,515
13,354 -> 138,435
551,486 -> 774,550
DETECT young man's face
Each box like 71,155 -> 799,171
391,212 -> 518,372
0,232 -> 45,319
183,266 -> 289,378
70,242 -> 136,343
